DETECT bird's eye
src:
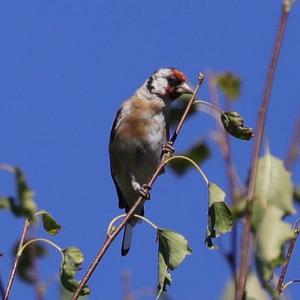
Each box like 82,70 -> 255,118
168,75 -> 176,83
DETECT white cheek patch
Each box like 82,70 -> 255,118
152,77 -> 168,96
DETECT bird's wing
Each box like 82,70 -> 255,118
109,107 -> 127,209
109,107 -> 122,142
110,169 -> 126,209
166,117 -> 170,141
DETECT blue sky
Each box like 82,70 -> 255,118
0,1 -> 300,299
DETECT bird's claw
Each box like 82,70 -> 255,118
162,142 -> 175,156
139,184 -> 151,200
162,142 -> 175,158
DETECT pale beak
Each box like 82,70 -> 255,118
176,82 -> 194,94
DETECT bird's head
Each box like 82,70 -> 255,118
145,68 -> 193,101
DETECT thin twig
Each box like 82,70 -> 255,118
285,110 -> 300,170
0,164 -> 15,173
0,273 -> 5,299
71,73 -> 204,300
164,155 -> 209,185
19,238 -> 63,260
281,280 -> 300,293
34,282 -> 45,300
275,109 -> 300,298
193,99 -> 224,115
0,252 -> 5,297
236,3 -> 292,300
170,73 -> 204,144
208,74 -> 241,289
3,219 -> 30,300
122,270 -> 134,300
208,73 -> 244,197
107,214 -> 158,235
26,227 -> 45,300
276,219 -> 300,295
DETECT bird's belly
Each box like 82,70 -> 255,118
112,127 -> 165,188
126,127 -> 165,178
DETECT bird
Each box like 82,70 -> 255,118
109,68 -> 193,256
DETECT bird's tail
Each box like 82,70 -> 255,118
121,223 -> 133,256
121,206 -> 144,256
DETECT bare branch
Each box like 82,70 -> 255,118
276,219 -> 300,295
3,219 -> 30,300
285,111 -> 300,170
0,164 -> 15,173
0,270 -> 5,299
236,2 -> 292,299
208,73 -> 242,290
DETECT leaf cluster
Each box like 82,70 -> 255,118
0,166 -> 90,296
61,247 -> 90,296
0,167 -> 37,219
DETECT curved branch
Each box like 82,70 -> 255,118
107,214 -> 158,236
164,155 -> 209,186
281,280 -> 300,293
193,99 -> 224,115
18,238 -> 64,261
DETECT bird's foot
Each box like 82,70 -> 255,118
162,142 -> 175,158
139,184 -> 152,200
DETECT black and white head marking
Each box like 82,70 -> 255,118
137,67 -> 192,101
146,68 -> 173,97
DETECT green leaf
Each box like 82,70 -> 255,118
221,112 -> 254,140
216,72 -> 242,100
222,273 -> 268,300
0,197 -> 12,210
15,167 -> 37,219
61,247 -> 90,296
168,141 -> 210,176
158,229 -> 192,269
252,154 -> 295,231
251,155 -> 296,292
0,167 -> 38,219
13,239 -> 47,284
157,228 -> 192,297
158,252 -> 171,297
40,210 -> 61,235
208,182 -> 227,205
1,168 -> 38,218
206,183 -> 233,249
255,206 -> 294,286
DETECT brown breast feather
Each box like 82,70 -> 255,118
116,97 -> 164,141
